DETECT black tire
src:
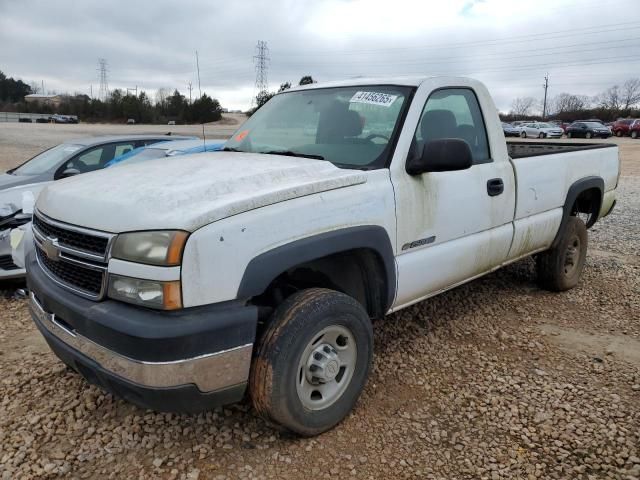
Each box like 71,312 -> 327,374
536,216 -> 588,292
632,131 -> 638,139
520,131 -> 527,138
616,130 -> 622,137
567,132 -> 572,138
249,288 -> 373,436
538,132 -> 544,139
585,132 -> 592,139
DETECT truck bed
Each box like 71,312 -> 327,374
507,141 -> 616,159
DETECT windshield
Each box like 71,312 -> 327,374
12,143 -> 82,175
538,123 -> 553,128
585,122 -> 605,128
225,85 -> 413,168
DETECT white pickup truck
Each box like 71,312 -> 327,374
26,77 -> 619,436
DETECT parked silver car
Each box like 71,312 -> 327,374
516,122 -> 564,139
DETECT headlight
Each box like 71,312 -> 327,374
108,274 -> 182,310
112,231 -> 188,266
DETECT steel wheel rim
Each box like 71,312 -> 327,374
296,325 -> 357,411
563,235 -> 581,276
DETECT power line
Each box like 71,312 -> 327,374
97,58 -> 109,101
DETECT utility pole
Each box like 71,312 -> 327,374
41,80 -> 44,96
195,51 -> 202,98
90,84 -> 93,99
253,40 -> 270,107
187,82 -> 193,104
542,73 -> 549,120
97,58 -> 109,101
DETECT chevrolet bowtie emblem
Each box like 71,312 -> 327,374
42,236 -> 61,262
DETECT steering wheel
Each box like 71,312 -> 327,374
67,158 -> 91,173
365,133 -> 389,143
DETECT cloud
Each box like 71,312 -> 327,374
0,0 -> 637,111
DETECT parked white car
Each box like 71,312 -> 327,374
516,122 -> 564,139
27,76 -> 618,436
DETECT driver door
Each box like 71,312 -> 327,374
390,87 -> 516,309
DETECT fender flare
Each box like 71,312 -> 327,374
236,225 -> 396,311
552,176 -> 604,248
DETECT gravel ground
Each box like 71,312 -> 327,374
0,131 -> 638,479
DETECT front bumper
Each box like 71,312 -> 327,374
26,248 -> 258,413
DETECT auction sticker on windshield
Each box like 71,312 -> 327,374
350,91 -> 398,107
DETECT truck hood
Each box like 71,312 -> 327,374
37,152 -> 367,233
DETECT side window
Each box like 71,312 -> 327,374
113,143 -> 135,158
413,88 -> 490,164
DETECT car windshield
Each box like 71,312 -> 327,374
537,123 -> 554,128
584,122 -> 604,128
11,143 -> 82,175
224,85 -> 413,169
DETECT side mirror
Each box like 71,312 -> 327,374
406,139 -> 473,175
59,168 -> 80,179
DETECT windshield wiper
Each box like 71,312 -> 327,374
262,150 -> 325,160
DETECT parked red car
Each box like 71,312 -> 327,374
612,119 -> 637,137
629,120 -> 640,139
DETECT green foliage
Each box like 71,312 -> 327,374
0,70 -> 32,102
298,75 -> 315,86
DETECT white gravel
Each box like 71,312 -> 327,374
0,135 -> 638,479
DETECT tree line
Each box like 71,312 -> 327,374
505,78 -> 640,122
0,69 -> 223,124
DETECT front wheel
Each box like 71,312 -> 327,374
616,130 -> 622,137
536,216 -> 588,291
539,132 -> 545,139
585,132 -> 593,139
249,288 -> 373,436
520,131 -> 527,138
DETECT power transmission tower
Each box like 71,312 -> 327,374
542,73 -> 549,120
253,41 -> 270,102
97,58 -> 109,101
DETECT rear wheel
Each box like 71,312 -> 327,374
249,288 -> 373,436
536,216 -> 588,292
538,132 -> 545,139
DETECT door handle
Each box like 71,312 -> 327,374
487,178 -> 504,196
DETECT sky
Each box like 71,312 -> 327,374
1,0 -> 639,112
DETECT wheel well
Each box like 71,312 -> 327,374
251,248 -> 389,321
571,187 -> 602,228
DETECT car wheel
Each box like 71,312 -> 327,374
520,131 -> 527,138
632,131 -> 638,139
536,216 -> 588,292
538,132 -> 544,139
249,288 -> 373,436
567,132 -> 572,138
616,130 -> 622,137
585,132 -> 592,139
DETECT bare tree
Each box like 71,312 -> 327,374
155,87 -> 170,109
510,97 -> 536,118
621,78 -> 640,110
552,93 -> 589,114
597,85 -> 621,111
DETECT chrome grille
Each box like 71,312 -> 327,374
32,211 -> 114,300
33,213 -> 109,257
